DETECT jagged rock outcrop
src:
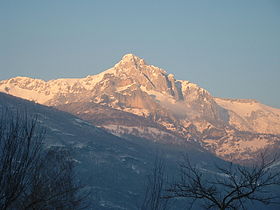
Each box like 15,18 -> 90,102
1,54 -> 280,162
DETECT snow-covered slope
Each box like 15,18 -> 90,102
1,54 -> 280,162
0,54 -> 228,130
215,98 -> 280,135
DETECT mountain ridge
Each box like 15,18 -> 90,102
1,53 -> 279,162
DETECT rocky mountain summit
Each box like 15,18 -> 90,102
1,54 -> 280,162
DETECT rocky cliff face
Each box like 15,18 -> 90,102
1,54 -> 280,162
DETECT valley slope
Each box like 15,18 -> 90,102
0,92 -> 229,210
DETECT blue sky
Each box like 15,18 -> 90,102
1,0 -> 280,108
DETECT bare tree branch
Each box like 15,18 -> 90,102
165,152 -> 280,209
0,108 -> 88,209
141,154 -> 169,210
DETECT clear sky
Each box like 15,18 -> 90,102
1,0 -> 280,108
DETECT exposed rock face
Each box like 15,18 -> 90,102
1,54 -> 280,162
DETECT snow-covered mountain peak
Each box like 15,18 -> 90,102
1,55 -> 280,162
121,53 -> 145,63
121,53 -> 139,60
114,53 -> 146,69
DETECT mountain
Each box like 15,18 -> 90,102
0,92 -> 231,210
215,97 -> 280,134
1,54 -> 280,162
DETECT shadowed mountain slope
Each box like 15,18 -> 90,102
0,92 -> 233,209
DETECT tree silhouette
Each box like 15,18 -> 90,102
141,155 -> 169,210
0,109 -> 87,209
166,153 -> 280,209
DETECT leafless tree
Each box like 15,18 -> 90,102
0,109 -> 87,209
21,148 -> 88,209
141,155 -> 169,210
0,110 -> 44,209
165,153 -> 280,209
